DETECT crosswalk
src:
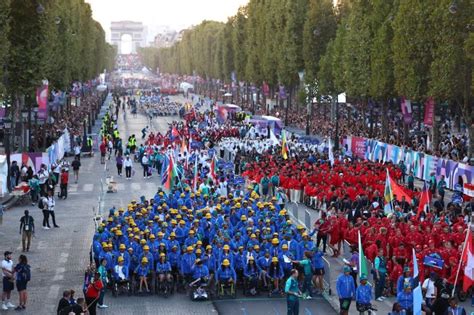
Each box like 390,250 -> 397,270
67,180 -> 158,194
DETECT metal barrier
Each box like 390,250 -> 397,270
304,209 -> 312,229
322,256 -> 332,295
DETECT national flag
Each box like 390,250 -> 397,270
384,169 -> 394,214
453,229 -> 474,294
413,248 -> 422,315
416,185 -> 430,219
462,229 -> 474,292
281,130 -> 288,160
269,129 -> 279,145
328,139 -> 335,166
193,155 -> 199,191
161,154 -> 177,190
180,137 -> 187,155
209,155 -> 217,183
358,231 -> 368,278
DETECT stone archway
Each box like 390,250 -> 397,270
110,21 -> 146,54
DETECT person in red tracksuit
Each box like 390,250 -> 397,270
59,169 -> 69,200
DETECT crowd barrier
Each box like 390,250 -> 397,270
344,136 -> 474,191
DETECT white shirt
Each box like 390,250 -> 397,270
422,278 -> 436,298
124,158 -> 133,168
114,265 -> 126,280
74,146 -> 81,155
47,196 -> 55,211
1,259 -> 13,277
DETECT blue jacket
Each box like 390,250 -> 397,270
311,251 -> 324,269
156,261 -> 171,273
396,276 -> 414,295
216,267 -> 236,282
192,265 -> 209,280
113,264 -> 129,280
336,274 -> 356,299
180,253 -> 196,274
356,284 -> 372,304
397,291 -> 413,310
168,251 -> 180,268
268,264 -> 284,279
135,264 -> 150,277
244,263 -> 261,278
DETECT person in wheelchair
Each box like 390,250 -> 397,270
216,259 -> 237,295
135,257 -> 151,293
112,257 -> 130,295
156,253 -> 173,293
356,274 -> 373,313
268,257 -> 284,295
190,258 -> 210,288
257,251 -> 272,289
243,256 -> 261,295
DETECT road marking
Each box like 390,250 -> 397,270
131,183 -> 141,190
47,284 -> 60,300
38,240 -> 47,250
117,183 -> 125,191
52,274 -> 64,281
305,308 -> 313,315
68,185 -> 78,192
83,184 -> 94,192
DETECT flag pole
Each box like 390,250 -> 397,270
451,229 -> 470,296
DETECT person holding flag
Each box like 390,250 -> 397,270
336,265 -> 356,315
355,274 -> 373,313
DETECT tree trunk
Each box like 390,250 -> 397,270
381,100 -> 388,142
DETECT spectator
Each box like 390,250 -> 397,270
374,248 -> 387,301
58,168 -> 69,199
84,272 -> 103,315
336,266 -> 356,315
1,251 -> 15,310
57,290 -> 71,315
47,191 -> 59,228
28,175 -> 40,206
19,210 -> 34,252
14,254 -> 30,311
71,156 -> 81,184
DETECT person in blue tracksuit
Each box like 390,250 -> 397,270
135,257 -> 151,293
396,283 -> 414,313
180,246 -> 196,283
336,266 -> 356,315
355,274 -> 372,311
243,257 -> 260,295
216,259 -> 236,292
311,248 -> 325,294
191,258 -> 209,286
268,257 -> 284,293
156,253 -> 172,288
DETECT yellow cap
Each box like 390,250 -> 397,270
272,238 -> 279,245
282,244 -> 288,249
187,246 -> 193,252
272,257 -> 279,263
141,257 -> 148,263
119,244 -> 126,250
206,245 -> 212,250
222,259 -> 230,266
118,256 -> 124,262
143,245 -> 150,250
223,244 -> 230,250
159,253 -> 166,257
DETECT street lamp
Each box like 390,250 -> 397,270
3,119 -> 12,192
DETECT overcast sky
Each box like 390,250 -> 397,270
85,0 -> 249,43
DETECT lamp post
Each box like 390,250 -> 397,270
21,110 -> 28,152
3,119 -> 12,192
334,96 -> 339,151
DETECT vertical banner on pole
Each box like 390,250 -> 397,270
423,97 -> 435,127
36,80 -> 49,120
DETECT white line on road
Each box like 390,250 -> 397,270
83,184 -> 94,192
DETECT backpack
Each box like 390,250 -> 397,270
38,198 -> 45,210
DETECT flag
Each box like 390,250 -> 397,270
281,130 -> 288,160
358,231 -> 368,278
161,154 -> 177,190
462,229 -> 474,292
269,129 -> 279,145
426,133 -> 431,151
209,156 -> 217,183
416,186 -> 430,219
193,155 -> 199,191
180,137 -> 187,155
328,139 -> 335,166
384,169 -> 394,214
454,229 -> 474,294
413,248 -> 422,315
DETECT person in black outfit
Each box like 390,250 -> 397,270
57,290 -> 71,315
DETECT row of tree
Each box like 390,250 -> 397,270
140,0 -> 473,157
0,0 -> 116,101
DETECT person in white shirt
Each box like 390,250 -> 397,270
422,272 -> 437,308
1,251 -> 15,310
124,155 -> 133,180
141,153 -> 150,179
74,144 -> 82,161
47,191 -> 59,228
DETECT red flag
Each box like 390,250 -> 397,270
416,188 -> 430,219
389,177 -> 412,203
462,229 -> 474,292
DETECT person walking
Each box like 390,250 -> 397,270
355,274 -> 372,312
336,266 -> 356,315
71,156 -> 81,184
28,175 -> 40,206
142,153 -> 150,179
59,169 -> 69,199
14,254 -> 30,311
19,210 -> 34,252
84,272 -> 103,315
1,251 -> 15,310
374,248 -> 387,301
57,290 -> 71,315
47,191 -> 59,228
73,143 -> 81,161
284,269 -> 301,315
97,259 -> 108,309
124,155 -> 133,180
116,153 -> 124,177
39,195 -> 50,230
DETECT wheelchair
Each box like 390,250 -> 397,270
243,276 -> 259,296
111,277 -> 132,297
155,273 -> 174,297
189,277 -> 210,301
216,279 -> 236,299
132,272 -> 154,295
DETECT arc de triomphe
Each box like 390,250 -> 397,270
111,21 -> 146,54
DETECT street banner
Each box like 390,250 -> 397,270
423,97 -> 435,127
401,98 -> 413,124
36,82 -> 49,120
279,85 -> 287,100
